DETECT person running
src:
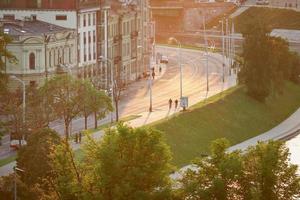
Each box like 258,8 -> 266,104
174,99 -> 178,109
169,98 -> 172,110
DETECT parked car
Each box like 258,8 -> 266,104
256,0 -> 269,5
10,139 -> 27,150
160,56 -> 169,64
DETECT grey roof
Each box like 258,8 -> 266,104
1,19 -> 72,37
271,29 -> 300,43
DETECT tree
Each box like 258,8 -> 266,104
78,80 -> 112,130
39,75 -> 81,139
289,52 -> 300,84
83,123 -> 173,200
179,138 -> 243,200
16,128 -> 62,199
0,31 -> 17,93
240,140 -> 300,200
238,19 -> 273,102
2,88 -> 24,142
180,139 -> 300,200
49,141 -> 86,200
26,85 -> 50,131
239,18 -> 299,101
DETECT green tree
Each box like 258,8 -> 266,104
240,140 -> 300,200
179,138 -> 243,200
0,31 -> 17,93
26,85 -> 50,132
49,141 -> 85,200
238,19 -> 273,101
78,80 -> 112,130
16,128 -> 62,199
289,52 -> 300,84
83,123 -> 173,200
39,75 -> 81,139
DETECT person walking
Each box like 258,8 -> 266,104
174,99 -> 178,109
169,98 -> 172,110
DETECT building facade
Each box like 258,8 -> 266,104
98,0 -> 153,90
1,18 -> 76,88
270,0 -> 298,8
0,0 -> 152,89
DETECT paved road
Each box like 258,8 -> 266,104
50,46 -> 228,136
0,46 -> 234,176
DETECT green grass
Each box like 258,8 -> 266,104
151,82 -> 300,167
234,7 -> 300,32
0,155 -> 17,167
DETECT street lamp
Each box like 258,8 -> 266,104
99,56 -> 115,122
13,166 -> 24,200
168,37 -> 183,99
10,76 -> 26,142
219,19 -> 225,83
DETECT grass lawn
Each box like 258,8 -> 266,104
234,7 -> 300,32
151,82 -> 300,167
0,155 -> 17,167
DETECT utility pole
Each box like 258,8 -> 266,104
203,13 -> 209,92
220,19 -> 225,83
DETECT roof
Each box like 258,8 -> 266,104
271,29 -> 300,43
1,19 -> 73,37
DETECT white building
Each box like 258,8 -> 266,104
1,18 -> 76,88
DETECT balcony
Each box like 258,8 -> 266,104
113,35 -> 121,44
114,56 -> 121,64
131,31 -> 138,39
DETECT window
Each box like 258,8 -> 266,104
29,53 -> 35,70
49,51 -> 51,67
93,13 -> 96,25
31,15 -> 37,20
83,14 -> 86,27
84,32 -> 86,44
3,14 -> 15,20
56,15 -> 67,20
30,81 -> 36,87
88,31 -> 91,43
88,14 -> 91,26
93,30 -> 96,43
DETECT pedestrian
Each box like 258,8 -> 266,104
174,99 -> 178,109
169,98 -> 172,110
152,72 -> 155,79
79,131 -> 82,143
75,133 -> 78,144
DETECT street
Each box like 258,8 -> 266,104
50,46 -> 227,135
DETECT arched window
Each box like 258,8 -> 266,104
29,53 -> 35,70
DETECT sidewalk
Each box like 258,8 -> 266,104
0,70 -> 237,176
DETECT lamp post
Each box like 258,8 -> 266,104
99,56 -> 115,122
10,76 -> 26,142
202,14 -> 209,92
168,37 -> 183,99
219,19 -> 225,83
13,166 -> 24,200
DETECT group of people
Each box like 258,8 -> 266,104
168,98 -> 179,110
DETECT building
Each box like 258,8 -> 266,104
0,18 -> 76,88
270,0 -> 298,8
98,0 -> 153,89
0,0 -> 152,89
0,0 -> 100,85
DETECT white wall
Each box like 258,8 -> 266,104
78,11 -> 97,67
0,9 -> 77,29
